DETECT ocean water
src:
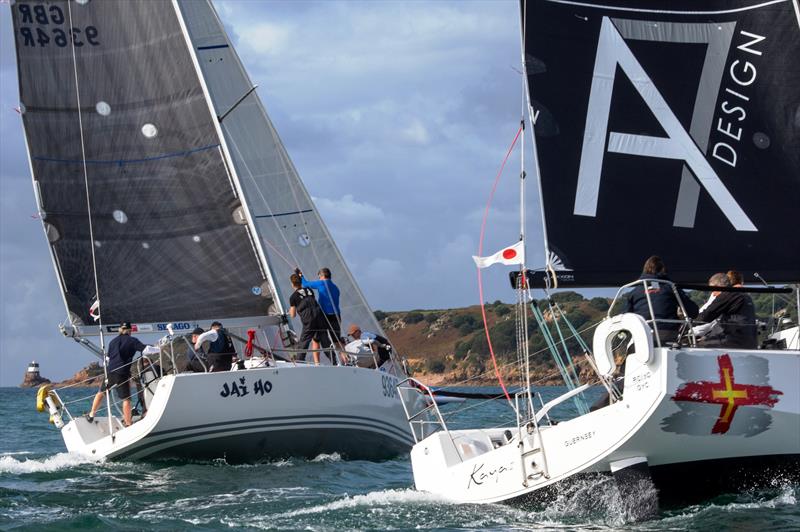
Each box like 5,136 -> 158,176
1,387 -> 797,531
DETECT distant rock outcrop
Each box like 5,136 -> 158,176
54,362 -> 104,388
20,369 -> 51,388
20,361 -> 50,388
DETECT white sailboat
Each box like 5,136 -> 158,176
399,0 -> 800,512
12,0 -> 417,461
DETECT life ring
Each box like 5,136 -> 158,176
36,385 -> 61,413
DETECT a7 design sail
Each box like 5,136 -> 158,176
12,0 -> 274,328
523,0 -> 800,287
176,0 -> 384,337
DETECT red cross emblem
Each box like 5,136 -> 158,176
672,354 -> 782,434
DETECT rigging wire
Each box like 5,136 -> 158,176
66,1 -> 104,350
66,0 -> 112,431
476,124 -> 523,407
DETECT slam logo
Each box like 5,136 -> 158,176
575,16 -> 765,232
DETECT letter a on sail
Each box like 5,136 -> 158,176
575,17 -> 757,232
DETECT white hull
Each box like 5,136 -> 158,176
406,341 -> 800,505
60,365 -> 414,462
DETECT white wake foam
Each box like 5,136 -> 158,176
311,452 -> 342,463
274,488 -> 445,518
0,452 -> 97,474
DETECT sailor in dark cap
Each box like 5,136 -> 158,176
185,326 -> 217,372
87,322 -> 154,426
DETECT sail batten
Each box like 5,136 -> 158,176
524,0 -> 800,287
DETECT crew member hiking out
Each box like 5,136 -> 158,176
289,273 -> 329,365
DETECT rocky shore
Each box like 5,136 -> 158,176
20,372 -> 50,388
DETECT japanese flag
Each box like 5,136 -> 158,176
472,241 -> 525,269
89,300 -> 100,322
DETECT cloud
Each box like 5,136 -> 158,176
312,194 -> 388,244
237,22 -> 292,56
400,118 -> 430,145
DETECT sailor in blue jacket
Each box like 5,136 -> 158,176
298,267 -> 342,342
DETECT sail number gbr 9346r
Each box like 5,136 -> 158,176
15,4 -> 99,48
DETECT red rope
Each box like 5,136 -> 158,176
244,329 -> 256,358
477,125 -> 523,405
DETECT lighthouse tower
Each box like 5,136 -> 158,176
27,361 -> 41,377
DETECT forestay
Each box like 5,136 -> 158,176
176,0 -> 384,336
523,0 -> 800,287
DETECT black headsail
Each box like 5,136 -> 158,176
523,0 -> 800,287
11,0 -> 276,329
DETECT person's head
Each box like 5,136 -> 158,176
191,327 -> 204,342
211,321 -> 222,330
119,322 -> 132,335
642,255 -> 666,275
290,273 -> 302,288
347,323 -> 362,339
318,267 -> 331,280
708,273 -> 731,288
727,270 -> 744,286
708,272 -> 730,296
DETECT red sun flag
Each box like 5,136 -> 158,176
473,241 -> 525,269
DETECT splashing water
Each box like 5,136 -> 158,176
0,388 -> 797,530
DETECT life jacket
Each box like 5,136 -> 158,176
209,328 -> 237,355
294,288 -> 325,326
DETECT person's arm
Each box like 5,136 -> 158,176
289,305 -> 297,318
302,277 -> 323,289
195,330 -> 218,350
697,293 -> 730,323
133,338 -> 147,353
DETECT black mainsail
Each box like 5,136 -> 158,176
523,0 -> 800,287
11,0 -> 383,337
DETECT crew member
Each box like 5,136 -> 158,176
87,322 -> 157,427
298,267 -> 341,346
207,321 -> 236,372
186,327 -> 218,372
697,269 -> 757,349
692,273 -> 729,344
345,323 -> 393,368
625,255 -> 698,345
289,273 -> 328,365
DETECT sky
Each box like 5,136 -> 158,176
0,0 -> 550,386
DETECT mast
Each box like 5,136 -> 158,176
520,0 -> 555,289
518,1 -> 534,418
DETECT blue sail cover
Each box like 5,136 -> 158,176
523,0 -> 800,286
11,0 -> 274,326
